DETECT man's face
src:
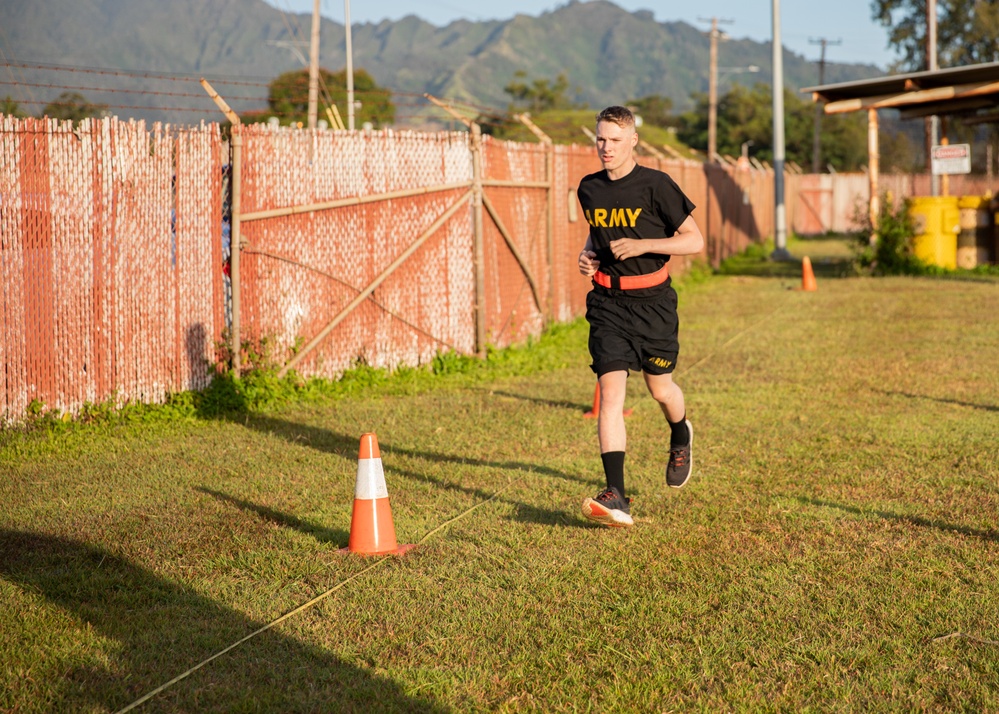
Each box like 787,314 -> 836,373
595,120 -> 637,174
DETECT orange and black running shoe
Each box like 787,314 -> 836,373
581,486 -> 633,527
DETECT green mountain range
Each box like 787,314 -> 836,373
0,0 -> 883,126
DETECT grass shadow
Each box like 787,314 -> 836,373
0,528 -> 449,712
512,502 -> 599,528
197,487 -> 349,545
385,460 -> 592,529
241,413 -> 591,486
476,388 -> 592,414
877,389 -> 999,413
798,496 -> 999,542
233,414 -> 595,530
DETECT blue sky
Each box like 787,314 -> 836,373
263,0 -> 898,69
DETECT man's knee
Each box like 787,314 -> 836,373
598,372 -> 628,403
645,373 -> 679,403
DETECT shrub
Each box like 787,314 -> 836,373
852,195 -> 934,276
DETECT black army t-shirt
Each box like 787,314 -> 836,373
576,164 -> 695,299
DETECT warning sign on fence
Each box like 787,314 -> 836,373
931,144 -> 971,175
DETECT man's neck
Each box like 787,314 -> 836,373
607,160 -> 637,181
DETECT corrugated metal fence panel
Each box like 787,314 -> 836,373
238,127 -> 475,378
0,117 -> 223,423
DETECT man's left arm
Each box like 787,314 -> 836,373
608,214 -> 705,260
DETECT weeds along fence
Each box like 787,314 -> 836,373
3,115 -> 825,423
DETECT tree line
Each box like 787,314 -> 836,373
4,1 -> 994,173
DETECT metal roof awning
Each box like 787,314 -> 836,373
802,61 -> 999,120
802,62 -> 999,234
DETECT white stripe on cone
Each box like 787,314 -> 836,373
355,457 -> 389,500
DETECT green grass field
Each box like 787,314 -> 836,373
3,244 -> 998,712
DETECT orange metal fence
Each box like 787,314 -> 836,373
1,117 -> 225,424
4,114 -> 905,424
237,127 -> 478,379
788,172 -> 997,235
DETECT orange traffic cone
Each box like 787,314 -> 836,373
583,382 -> 632,419
801,256 -> 818,292
340,433 -> 415,556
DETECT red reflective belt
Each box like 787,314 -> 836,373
593,262 -> 669,290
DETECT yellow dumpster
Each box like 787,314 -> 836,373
957,195 -> 992,269
909,196 -> 958,269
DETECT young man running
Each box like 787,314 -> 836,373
576,105 -> 704,527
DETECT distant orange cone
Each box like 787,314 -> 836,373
583,382 -> 632,419
583,383 -> 600,418
801,256 -> 818,292
340,433 -> 415,556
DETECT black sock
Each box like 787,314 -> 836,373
668,415 -> 689,447
601,451 -> 626,497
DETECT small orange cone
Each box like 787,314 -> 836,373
801,256 -> 818,292
583,382 -> 632,419
339,433 -> 415,556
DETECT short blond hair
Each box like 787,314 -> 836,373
595,106 -> 635,129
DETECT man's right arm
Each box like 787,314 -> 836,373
578,235 -> 599,277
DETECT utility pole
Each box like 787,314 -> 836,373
927,0 -> 940,195
307,0 -> 320,129
699,16 -> 734,163
771,0 -> 790,259
345,0 -> 355,130
809,37 -> 840,173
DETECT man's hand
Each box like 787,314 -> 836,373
609,238 -> 647,261
578,249 -> 600,277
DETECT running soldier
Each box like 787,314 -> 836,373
577,105 -> 704,527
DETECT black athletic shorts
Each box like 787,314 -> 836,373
586,287 -> 680,376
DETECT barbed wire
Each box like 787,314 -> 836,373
0,59 -> 518,129
1,59 -> 275,86
4,95 -> 484,114
0,109 -> 509,128
0,79 -> 262,103
2,59 -> 436,100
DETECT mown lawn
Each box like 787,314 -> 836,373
2,253 -> 998,712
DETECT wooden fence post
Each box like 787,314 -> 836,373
868,107 -> 880,244
545,142 -> 555,323
229,127 -> 243,375
199,78 -> 243,374
470,121 -> 487,356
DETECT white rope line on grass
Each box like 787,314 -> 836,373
932,631 -> 999,646
417,481 -> 511,544
112,559 -> 387,714
677,301 -> 788,378
113,483 -> 511,714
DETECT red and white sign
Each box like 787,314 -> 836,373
931,144 -> 971,175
